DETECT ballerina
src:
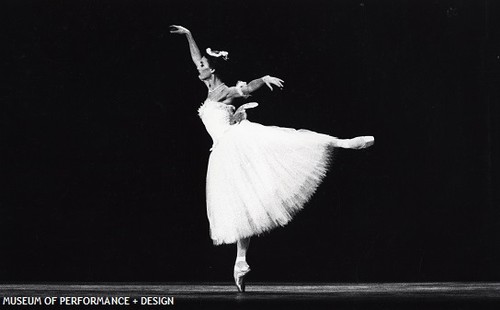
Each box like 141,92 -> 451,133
170,25 -> 374,292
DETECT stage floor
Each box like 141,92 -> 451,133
1,282 -> 500,309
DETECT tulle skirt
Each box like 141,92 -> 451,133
206,119 -> 336,245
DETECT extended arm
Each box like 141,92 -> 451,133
170,25 -> 202,66
228,76 -> 284,124
233,75 -> 284,98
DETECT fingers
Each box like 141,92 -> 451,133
169,25 -> 178,32
263,75 -> 285,90
271,80 -> 284,90
269,77 -> 284,89
245,102 -> 259,109
232,111 -> 246,124
239,102 -> 258,110
169,25 -> 187,34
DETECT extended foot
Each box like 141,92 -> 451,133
233,261 -> 251,292
340,136 -> 375,149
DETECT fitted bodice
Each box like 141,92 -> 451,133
198,100 -> 236,146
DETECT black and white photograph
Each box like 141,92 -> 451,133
1,0 -> 500,309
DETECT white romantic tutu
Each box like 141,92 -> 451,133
199,100 -> 337,245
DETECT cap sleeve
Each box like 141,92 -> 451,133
235,81 -> 250,98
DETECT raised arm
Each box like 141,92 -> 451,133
169,25 -> 202,66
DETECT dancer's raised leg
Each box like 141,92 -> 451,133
234,237 -> 251,292
332,136 -> 375,149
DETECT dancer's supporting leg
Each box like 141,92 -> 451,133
234,237 -> 251,292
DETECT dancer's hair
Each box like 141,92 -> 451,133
204,48 -> 230,81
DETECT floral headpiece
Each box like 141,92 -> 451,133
206,48 -> 229,60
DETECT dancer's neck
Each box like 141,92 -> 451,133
206,76 -> 224,92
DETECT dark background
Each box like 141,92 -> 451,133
1,0 -> 499,283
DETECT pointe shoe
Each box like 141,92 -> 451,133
346,136 -> 375,149
233,262 -> 251,292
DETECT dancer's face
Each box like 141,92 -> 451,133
197,57 -> 214,80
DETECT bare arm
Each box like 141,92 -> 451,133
170,25 -> 202,66
227,76 -> 284,124
227,75 -> 284,99
247,75 -> 284,93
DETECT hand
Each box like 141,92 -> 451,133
262,75 -> 284,91
230,111 -> 246,125
237,102 -> 259,110
231,102 -> 259,125
169,25 -> 190,35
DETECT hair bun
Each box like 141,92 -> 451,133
206,48 -> 229,60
